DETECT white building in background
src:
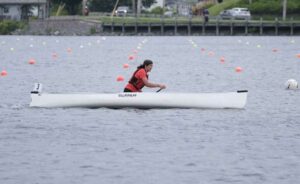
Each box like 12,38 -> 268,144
0,0 -> 50,20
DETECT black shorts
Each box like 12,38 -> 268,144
123,88 -> 132,92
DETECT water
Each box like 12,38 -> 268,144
0,36 -> 300,184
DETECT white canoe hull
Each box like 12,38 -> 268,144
30,91 -> 248,109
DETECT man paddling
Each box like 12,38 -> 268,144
124,60 -> 166,92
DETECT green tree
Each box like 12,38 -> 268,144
142,0 -> 157,8
51,0 -> 82,15
151,6 -> 163,14
89,0 -> 115,12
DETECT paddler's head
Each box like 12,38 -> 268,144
143,59 -> 153,72
137,59 -> 153,72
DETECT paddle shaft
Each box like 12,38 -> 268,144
156,88 -> 163,93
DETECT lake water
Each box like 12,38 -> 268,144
0,36 -> 300,184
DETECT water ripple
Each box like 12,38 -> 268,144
0,36 -> 299,184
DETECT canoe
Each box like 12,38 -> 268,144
29,84 -> 248,109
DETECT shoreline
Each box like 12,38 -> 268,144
12,18 -> 300,36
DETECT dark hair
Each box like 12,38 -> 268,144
137,59 -> 153,69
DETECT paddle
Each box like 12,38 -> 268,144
156,88 -> 163,93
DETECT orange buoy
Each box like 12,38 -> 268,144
128,55 -> 135,60
208,51 -> 215,56
67,48 -> 72,53
272,48 -> 278,52
235,67 -> 243,73
28,59 -> 36,65
52,53 -> 58,59
297,54 -> 300,58
1,70 -> 7,76
123,63 -> 129,68
220,57 -> 225,63
117,75 -> 124,82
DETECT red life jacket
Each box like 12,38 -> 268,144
129,68 -> 148,91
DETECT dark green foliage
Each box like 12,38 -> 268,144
142,0 -> 157,8
150,6 -> 163,15
51,0 -> 82,15
90,27 -> 96,34
235,0 -> 300,14
249,1 -> 281,14
50,3 -> 69,16
89,0 -> 115,12
0,21 -> 24,35
286,0 -> 300,13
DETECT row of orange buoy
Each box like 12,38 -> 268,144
198,45 -> 244,73
0,37 -> 110,79
124,50 -> 138,69
198,40 -> 289,73
128,49 -> 139,61
24,48 -> 72,65
117,39 -> 148,82
0,47 -> 75,78
197,39 -> 300,75
117,49 -> 138,81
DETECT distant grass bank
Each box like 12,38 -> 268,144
208,0 -> 242,15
